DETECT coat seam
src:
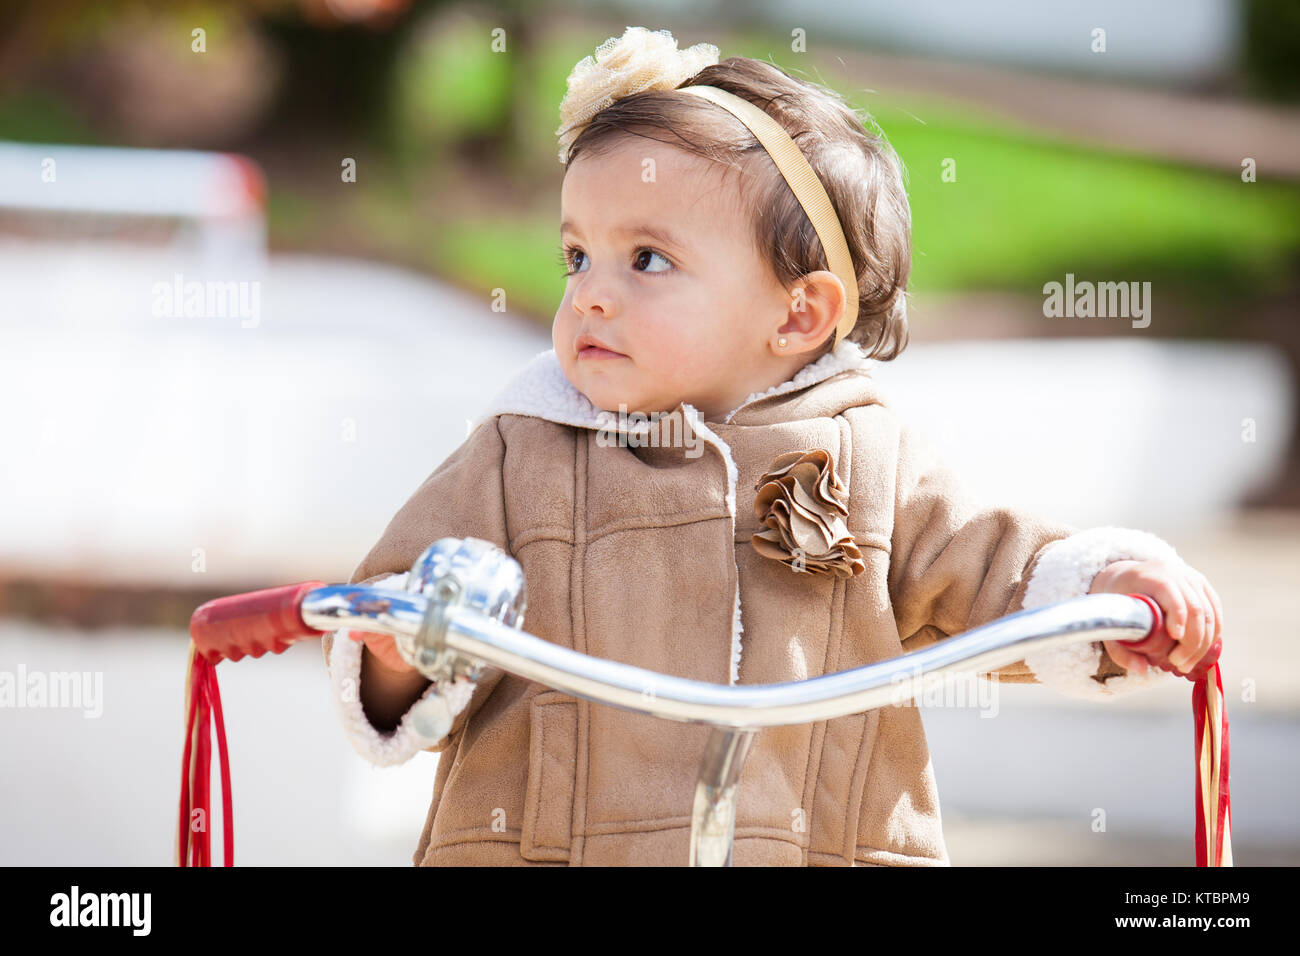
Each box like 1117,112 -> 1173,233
582,815 -> 696,833
527,698 -> 551,850
834,412 -> 859,865
804,411 -> 853,865
510,527 -> 575,551
429,829 -> 809,855
570,433 -> 587,866
435,827 -> 524,845
525,692 -> 578,856
843,710 -> 878,862
800,721 -> 824,867
588,507 -> 731,541
583,825 -> 807,847
513,511 -> 732,552
429,834 -> 531,857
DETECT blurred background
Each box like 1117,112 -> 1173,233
1,0 -> 1297,866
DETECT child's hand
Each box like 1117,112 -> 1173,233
1088,558 -> 1223,677
350,629 -> 420,676
348,629 -> 433,731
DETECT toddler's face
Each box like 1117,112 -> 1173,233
554,138 -> 793,420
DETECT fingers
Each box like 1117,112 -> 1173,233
348,629 -> 417,673
1099,558 -> 1224,677
1140,571 -> 1188,641
1089,559 -> 1141,594
1193,580 -> 1217,664
360,638 -> 418,676
1187,575 -> 1224,674
1203,577 -> 1225,643
1103,639 -> 1149,676
1170,579 -> 1210,673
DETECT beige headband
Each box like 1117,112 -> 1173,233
679,84 -> 859,347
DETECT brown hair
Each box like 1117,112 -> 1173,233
562,56 -> 911,362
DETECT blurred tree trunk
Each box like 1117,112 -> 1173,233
445,2 -> 533,186
0,2 -> 43,90
257,8 -> 422,143
498,4 -> 533,185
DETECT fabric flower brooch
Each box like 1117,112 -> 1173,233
752,450 -> 866,579
555,26 -> 720,164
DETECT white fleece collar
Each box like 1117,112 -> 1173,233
721,340 -> 875,423
472,338 -> 875,432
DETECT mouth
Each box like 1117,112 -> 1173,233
575,335 -> 627,360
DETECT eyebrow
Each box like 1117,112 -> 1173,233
560,219 -> 689,251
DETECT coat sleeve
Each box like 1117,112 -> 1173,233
321,417 -> 511,766
887,414 -> 1182,700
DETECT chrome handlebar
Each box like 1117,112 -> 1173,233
293,537 -> 1160,867
301,583 -> 1151,729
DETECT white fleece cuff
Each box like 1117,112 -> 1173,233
326,571 -> 477,767
1020,526 -> 1183,700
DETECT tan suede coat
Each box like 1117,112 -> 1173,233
322,342 -> 1180,866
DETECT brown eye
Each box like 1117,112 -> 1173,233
633,248 -> 672,273
557,245 -> 587,275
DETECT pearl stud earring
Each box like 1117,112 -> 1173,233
777,336 -> 788,348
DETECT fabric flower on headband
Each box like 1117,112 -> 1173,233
556,26 -> 720,164
752,450 -> 866,579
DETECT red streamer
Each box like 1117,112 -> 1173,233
177,644 -> 234,867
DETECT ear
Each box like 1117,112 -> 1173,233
774,271 -> 846,354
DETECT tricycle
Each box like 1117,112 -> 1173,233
177,536 -> 1230,867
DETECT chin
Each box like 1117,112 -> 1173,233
581,384 -> 649,415
566,362 -> 670,415
582,388 -> 632,414
567,368 -> 622,411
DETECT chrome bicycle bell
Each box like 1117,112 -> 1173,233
395,536 -> 527,683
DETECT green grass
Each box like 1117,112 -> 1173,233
0,91 -> 101,145
864,96 -> 1300,297
430,215 -> 567,319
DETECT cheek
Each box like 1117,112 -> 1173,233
553,299 -> 578,340
633,334 -> 708,390
552,311 -> 578,378
646,292 -> 731,354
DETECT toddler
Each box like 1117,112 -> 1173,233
322,27 -> 1223,866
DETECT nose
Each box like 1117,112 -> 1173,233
570,266 -> 619,319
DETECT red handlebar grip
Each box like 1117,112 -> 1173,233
1116,592 -> 1220,681
190,581 -> 328,664
1119,593 -> 1165,651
